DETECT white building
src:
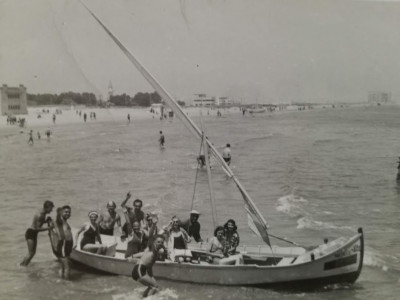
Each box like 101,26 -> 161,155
193,94 -> 216,107
216,96 -> 233,107
0,84 -> 28,115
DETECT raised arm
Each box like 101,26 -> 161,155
120,191 -> 132,209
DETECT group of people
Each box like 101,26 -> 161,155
27,128 -> 52,145
20,193 -> 242,295
20,201 -> 73,279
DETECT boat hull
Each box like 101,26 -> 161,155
70,229 -> 364,287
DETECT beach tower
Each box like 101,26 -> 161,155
0,84 -> 28,116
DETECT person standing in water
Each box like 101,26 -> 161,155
131,234 -> 166,297
20,201 -> 55,266
28,130 -> 34,145
127,114 -> 131,125
51,206 -> 73,279
159,131 -> 165,148
222,143 -> 231,166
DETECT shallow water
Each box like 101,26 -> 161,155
1,105 -> 400,300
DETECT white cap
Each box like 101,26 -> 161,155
190,210 -> 200,215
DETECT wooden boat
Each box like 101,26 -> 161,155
71,2 -> 364,288
72,229 -> 363,287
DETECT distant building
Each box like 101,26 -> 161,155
216,96 -> 233,107
0,84 -> 28,115
368,91 -> 391,104
193,94 -> 216,107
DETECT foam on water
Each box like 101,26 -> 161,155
112,288 -> 178,300
276,194 -> 309,218
296,216 -> 355,232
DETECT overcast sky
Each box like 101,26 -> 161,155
0,0 -> 399,103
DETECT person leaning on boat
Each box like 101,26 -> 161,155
20,200 -> 55,266
74,211 -> 107,255
162,216 -> 192,263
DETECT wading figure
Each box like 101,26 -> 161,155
20,201 -> 54,266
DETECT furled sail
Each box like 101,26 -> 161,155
80,1 -> 272,247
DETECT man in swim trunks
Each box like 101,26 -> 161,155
98,201 -> 122,236
52,205 -> 73,279
131,234 -> 166,297
222,143 -> 231,166
20,200 -> 55,266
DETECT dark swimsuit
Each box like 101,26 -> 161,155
25,228 -> 38,241
80,225 -> 97,249
132,264 -> 148,281
99,226 -> 114,236
54,222 -> 73,258
173,234 -> 186,250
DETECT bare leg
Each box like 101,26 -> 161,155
20,239 -> 37,266
138,275 -> 159,297
59,258 -> 70,279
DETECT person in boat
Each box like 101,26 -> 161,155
20,200 -> 55,266
52,205 -> 73,279
222,143 -> 231,166
74,211 -> 107,255
219,219 -> 243,265
98,200 -> 122,236
121,192 -> 146,238
163,216 -> 192,262
159,131 -> 165,147
206,226 -> 225,264
180,210 -> 203,243
125,221 -> 147,258
131,234 -> 166,297
143,213 -> 159,245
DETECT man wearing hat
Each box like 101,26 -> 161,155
181,210 -> 203,243
98,200 -> 122,236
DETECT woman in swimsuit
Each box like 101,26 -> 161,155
165,217 -> 192,262
206,226 -> 226,263
74,211 -> 107,255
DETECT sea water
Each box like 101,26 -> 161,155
1,105 -> 399,300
